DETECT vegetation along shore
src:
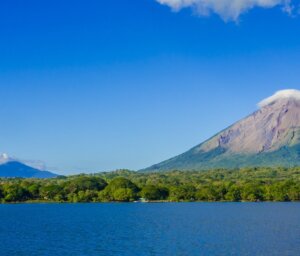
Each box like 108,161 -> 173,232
1,167 -> 300,203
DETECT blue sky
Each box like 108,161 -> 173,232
0,0 -> 300,174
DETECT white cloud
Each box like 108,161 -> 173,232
156,0 -> 293,20
258,89 -> 300,108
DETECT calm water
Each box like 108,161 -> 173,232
0,203 -> 300,256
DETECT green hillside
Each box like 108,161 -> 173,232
142,144 -> 300,172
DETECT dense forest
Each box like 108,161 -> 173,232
1,167 -> 300,203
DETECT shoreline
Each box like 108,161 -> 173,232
1,200 -> 299,204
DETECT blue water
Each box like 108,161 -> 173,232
0,203 -> 300,256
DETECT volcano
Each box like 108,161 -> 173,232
0,153 -> 58,178
143,89 -> 300,172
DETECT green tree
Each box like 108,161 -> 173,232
27,183 -> 41,199
225,185 -> 242,201
169,185 -> 196,201
140,185 -> 169,200
64,176 -> 107,194
101,177 -> 139,201
0,185 -> 3,200
195,187 -> 209,201
241,184 -> 264,202
40,184 -> 64,201
113,188 -> 135,202
2,183 -> 30,202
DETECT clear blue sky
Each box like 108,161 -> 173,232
0,0 -> 300,174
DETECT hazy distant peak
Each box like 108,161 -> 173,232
0,153 -> 13,164
258,89 -> 300,108
0,153 -> 46,171
0,153 -> 57,178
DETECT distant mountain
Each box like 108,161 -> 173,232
0,154 -> 57,178
142,89 -> 300,172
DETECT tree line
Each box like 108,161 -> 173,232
0,167 -> 300,203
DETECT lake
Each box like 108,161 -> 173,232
0,203 -> 299,255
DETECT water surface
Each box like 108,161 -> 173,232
0,203 -> 299,255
